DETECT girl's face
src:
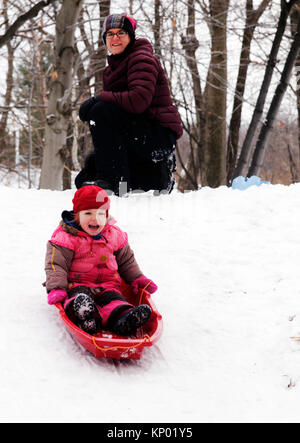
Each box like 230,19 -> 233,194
78,208 -> 107,236
106,27 -> 131,55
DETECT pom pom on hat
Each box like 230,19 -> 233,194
102,13 -> 137,44
72,185 -> 110,217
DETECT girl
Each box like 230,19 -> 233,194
45,185 -> 157,336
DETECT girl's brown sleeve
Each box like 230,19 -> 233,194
115,243 -> 143,283
44,241 -> 74,292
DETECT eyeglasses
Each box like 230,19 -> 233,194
106,30 -> 128,39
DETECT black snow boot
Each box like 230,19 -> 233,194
73,293 -> 98,334
73,293 -> 95,321
77,318 -> 98,334
113,304 -> 152,336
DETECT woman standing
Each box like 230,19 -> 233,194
76,13 -> 182,195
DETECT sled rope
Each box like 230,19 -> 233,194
92,281 -> 153,352
92,334 -> 151,352
121,280 -> 153,305
138,280 -> 153,305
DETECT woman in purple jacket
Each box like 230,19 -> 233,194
76,13 -> 183,196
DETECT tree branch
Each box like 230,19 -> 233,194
0,0 -> 57,48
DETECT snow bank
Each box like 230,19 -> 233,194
1,183 -> 300,423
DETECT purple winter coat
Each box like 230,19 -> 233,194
98,38 -> 183,140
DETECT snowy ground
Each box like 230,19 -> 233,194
1,181 -> 300,423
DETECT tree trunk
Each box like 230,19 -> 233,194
93,0 -> 110,92
203,0 -> 229,187
291,2 -> 300,172
287,143 -> 299,182
180,0 -> 205,189
77,1 -> 110,95
234,0 -> 298,179
0,0 -> 15,159
154,0 -> 162,60
226,0 -> 271,184
39,0 -> 84,190
247,12 -> 300,176
36,24 -> 48,163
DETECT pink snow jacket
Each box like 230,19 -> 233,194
98,38 -> 183,140
45,213 -> 142,294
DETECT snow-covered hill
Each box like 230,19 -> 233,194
1,183 -> 300,423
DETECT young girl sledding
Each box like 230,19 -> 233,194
44,185 -> 157,336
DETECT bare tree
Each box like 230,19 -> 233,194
179,0 -> 229,189
0,0 -> 16,158
234,0 -> 299,178
39,0 -> 84,190
203,0 -> 229,187
91,0 -> 110,93
287,143 -> 299,182
226,0 -> 271,184
291,2 -> 300,164
247,11 -> 300,176
76,0 -> 110,99
180,0 -> 204,190
154,0 -> 162,60
0,0 -> 57,48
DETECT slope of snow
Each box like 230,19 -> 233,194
1,183 -> 300,423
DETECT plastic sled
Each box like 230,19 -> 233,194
55,282 -> 163,360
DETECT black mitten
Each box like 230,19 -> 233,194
79,96 -> 100,122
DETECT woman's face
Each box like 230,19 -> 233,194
106,27 -> 131,55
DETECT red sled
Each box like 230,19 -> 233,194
55,282 -> 163,360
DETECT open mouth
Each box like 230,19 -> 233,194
88,224 -> 100,231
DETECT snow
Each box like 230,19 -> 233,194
1,181 -> 300,423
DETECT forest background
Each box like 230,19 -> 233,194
0,0 -> 299,191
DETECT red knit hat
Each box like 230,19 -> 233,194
72,185 -> 110,217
